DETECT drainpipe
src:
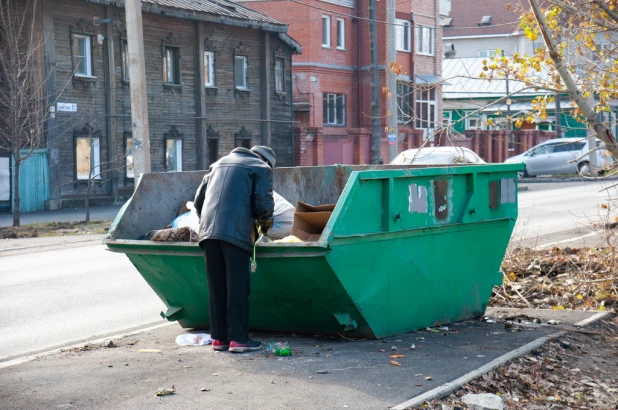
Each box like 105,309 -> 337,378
410,13 -> 416,131
357,0 -> 362,128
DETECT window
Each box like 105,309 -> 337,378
397,82 -> 412,123
75,137 -> 101,180
415,26 -> 434,55
322,15 -> 331,48
323,93 -> 345,126
163,47 -> 180,85
208,138 -> 219,165
395,19 -> 411,52
477,49 -> 496,58
125,137 -> 134,179
274,57 -> 284,93
234,55 -> 248,89
165,139 -> 182,172
414,87 -> 437,129
336,18 -> 345,50
235,127 -> 252,148
121,40 -> 130,82
73,34 -> 93,77
442,111 -> 452,127
204,51 -> 215,87
467,116 -> 483,130
554,141 -> 585,152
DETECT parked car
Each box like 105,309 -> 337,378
390,146 -> 486,166
504,138 -> 615,177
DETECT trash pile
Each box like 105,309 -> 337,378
493,247 -> 618,312
145,193 -> 335,244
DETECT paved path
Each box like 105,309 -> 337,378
0,205 -> 122,228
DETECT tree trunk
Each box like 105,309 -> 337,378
528,0 -> 618,161
12,157 -> 20,227
85,180 -> 91,223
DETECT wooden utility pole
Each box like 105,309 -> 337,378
386,0 -> 397,162
125,0 -> 151,174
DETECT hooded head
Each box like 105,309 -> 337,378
250,146 -> 276,168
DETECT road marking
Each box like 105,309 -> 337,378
534,231 -> 599,250
0,321 -> 176,369
391,311 -> 611,410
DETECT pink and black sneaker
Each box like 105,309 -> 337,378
229,339 -> 262,353
212,339 -> 230,351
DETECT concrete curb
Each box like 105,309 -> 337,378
390,311 -> 612,410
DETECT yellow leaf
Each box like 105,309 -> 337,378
390,360 -> 402,366
600,306 -> 606,311
602,203 -> 609,209
390,354 -> 405,359
577,294 -> 583,300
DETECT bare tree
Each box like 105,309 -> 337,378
0,0 -> 47,226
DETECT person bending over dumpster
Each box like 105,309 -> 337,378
193,146 -> 275,353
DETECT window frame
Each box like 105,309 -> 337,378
164,138 -> 183,172
323,93 -> 346,126
234,55 -> 248,90
124,134 -> 134,180
163,46 -> 181,85
395,19 -> 411,52
72,34 -> 94,78
74,136 -> 101,181
466,115 -> 484,130
121,38 -> 130,82
336,18 -> 345,50
415,26 -> 435,56
274,57 -> 285,93
204,50 -> 215,87
414,87 -> 437,130
396,81 -> 412,124
322,15 -> 331,48
477,49 -> 496,58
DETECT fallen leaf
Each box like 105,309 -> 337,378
155,386 -> 175,396
390,354 -> 405,359
390,360 -> 402,366
425,376 -> 433,381
200,387 -> 210,392
379,349 -> 385,352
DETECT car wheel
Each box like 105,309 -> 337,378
519,167 -> 533,178
577,161 -> 590,176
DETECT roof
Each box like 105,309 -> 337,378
443,0 -> 526,38
442,57 -> 552,100
83,0 -> 301,53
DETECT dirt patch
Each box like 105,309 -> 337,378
0,220 -> 111,239
411,317 -> 618,409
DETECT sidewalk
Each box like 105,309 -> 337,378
0,308 -> 608,410
0,205 -> 122,228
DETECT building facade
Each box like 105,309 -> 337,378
1,0 -> 300,212
236,0 -> 446,165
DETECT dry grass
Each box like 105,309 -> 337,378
0,220 -> 111,239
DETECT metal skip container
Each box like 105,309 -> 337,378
104,163 -> 522,339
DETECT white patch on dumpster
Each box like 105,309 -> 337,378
408,184 -> 428,214
500,178 -> 516,204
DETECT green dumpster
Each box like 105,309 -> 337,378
104,163 -> 522,339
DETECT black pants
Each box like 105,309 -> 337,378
202,239 -> 251,342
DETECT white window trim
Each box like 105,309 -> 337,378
204,51 -> 215,87
76,137 -> 101,180
323,93 -> 346,126
477,49 -> 496,58
415,26 -> 435,56
166,139 -> 183,172
466,115 -> 484,130
395,19 -> 411,52
442,110 -> 452,126
336,18 -> 345,50
274,57 -> 285,93
73,34 -> 93,78
235,55 -> 248,90
415,88 -> 438,131
322,15 -> 331,48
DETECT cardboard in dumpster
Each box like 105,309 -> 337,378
291,202 -> 335,242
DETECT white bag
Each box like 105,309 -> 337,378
268,191 -> 295,239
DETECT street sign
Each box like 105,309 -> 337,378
57,103 -> 77,112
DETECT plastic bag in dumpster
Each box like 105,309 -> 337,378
267,192 -> 295,239
147,226 -> 198,242
172,201 -> 200,234
273,235 -> 303,243
290,202 -> 335,241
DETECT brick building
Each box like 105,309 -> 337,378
0,0 -> 300,212
236,0 -> 447,165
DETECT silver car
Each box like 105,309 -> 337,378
504,138 -> 614,177
390,146 -> 486,165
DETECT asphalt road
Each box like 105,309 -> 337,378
0,180 -> 615,362
0,243 -> 166,361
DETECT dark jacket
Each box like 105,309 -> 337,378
194,148 -> 274,253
